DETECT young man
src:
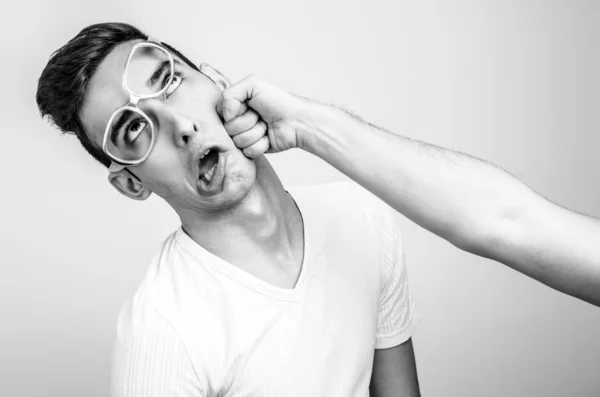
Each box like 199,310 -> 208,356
36,23 -> 420,396
219,75 -> 600,308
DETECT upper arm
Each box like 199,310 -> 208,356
370,338 -> 420,397
365,189 -> 420,395
370,199 -> 419,349
349,182 -> 421,394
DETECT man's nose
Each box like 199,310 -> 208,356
172,116 -> 200,148
145,100 -> 201,149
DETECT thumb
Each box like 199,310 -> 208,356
220,75 -> 260,122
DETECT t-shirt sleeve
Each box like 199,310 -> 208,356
355,185 -> 419,350
111,304 -> 204,397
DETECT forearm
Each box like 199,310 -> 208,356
297,102 -> 531,248
297,102 -> 600,305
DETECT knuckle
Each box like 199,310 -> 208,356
247,73 -> 263,86
251,128 -> 264,140
243,146 -> 254,157
232,134 -> 245,147
243,74 -> 255,86
252,121 -> 265,134
246,109 -> 259,124
224,121 -> 238,135
222,91 -> 233,101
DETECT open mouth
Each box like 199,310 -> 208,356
198,148 -> 220,183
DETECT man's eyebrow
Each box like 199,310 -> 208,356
146,59 -> 182,89
107,57 -> 184,145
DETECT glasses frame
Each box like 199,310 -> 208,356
104,39 -> 175,173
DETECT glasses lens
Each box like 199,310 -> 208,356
106,108 -> 153,162
125,44 -> 174,96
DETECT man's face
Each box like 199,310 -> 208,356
79,40 -> 257,213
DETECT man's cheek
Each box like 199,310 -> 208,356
143,145 -> 181,178
140,163 -> 185,199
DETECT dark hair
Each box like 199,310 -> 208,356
36,22 -> 199,168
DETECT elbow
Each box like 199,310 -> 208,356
426,191 -> 541,261
446,205 -> 532,261
447,228 -> 498,260
428,217 -> 496,258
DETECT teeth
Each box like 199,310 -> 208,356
206,164 -> 216,180
200,149 -> 211,159
201,163 -> 217,183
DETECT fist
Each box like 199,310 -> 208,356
223,108 -> 270,158
218,75 -> 308,158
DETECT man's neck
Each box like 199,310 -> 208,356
179,156 -> 303,270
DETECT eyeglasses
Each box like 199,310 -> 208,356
104,39 -> 177,173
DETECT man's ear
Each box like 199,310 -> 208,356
199,63 -> 230,91
108,170 -> 152,201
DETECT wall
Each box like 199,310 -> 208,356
1,0 -> 598,396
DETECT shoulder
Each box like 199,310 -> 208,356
286,181 -> 352,205
125,230 -> 180,304
111,299 -> 205,396
294,181 -> 400,233
114,229 -> 193,343
288,180 -> 393,218
323,182 -> 405,266
112,298 -> 188,380
115,299 -> 175,342
290,181 -> 403,261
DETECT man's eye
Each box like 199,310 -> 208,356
124,118 -> 149,145
163,72 -> 183,96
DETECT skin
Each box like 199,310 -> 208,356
223,79 -> 423,396
78,40 -> 418,393
370,340 -> 420,397
220,74 -> 600,308
79,40 -> 305,287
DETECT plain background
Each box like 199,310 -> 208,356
1,0 -> 599,396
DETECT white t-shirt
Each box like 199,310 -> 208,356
111,182 -> 419,397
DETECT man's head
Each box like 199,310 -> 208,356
37,22 -> 260,215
